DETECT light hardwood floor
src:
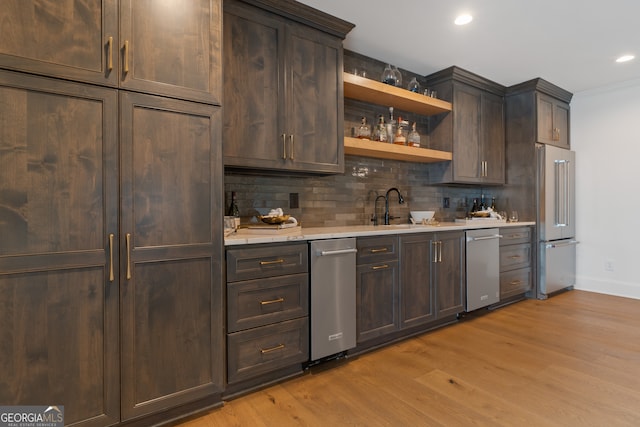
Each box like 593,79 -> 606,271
174,290 -> 640,426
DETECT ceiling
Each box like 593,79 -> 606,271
298,0 -> 640,94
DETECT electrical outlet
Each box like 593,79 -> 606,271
605,260 -> 615,272
289,192 -> 299,209
443,197 -> 450,208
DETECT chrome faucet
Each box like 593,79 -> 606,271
384,188 -> 405,225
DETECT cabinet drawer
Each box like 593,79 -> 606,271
227,243 -> 308,282
500,227 -> 532,246
227,317 -> 309,384
500,243 -> 531,271
227,274 -> 309,333
500,268 -> 532,299
357,235 -> 398,265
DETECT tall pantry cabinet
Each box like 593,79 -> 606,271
0,1 -> 224,426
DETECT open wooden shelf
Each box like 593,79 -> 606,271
344,72 -> 452,116
344,137 -> 452,163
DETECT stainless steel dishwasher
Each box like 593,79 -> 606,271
465,228 -> 501,311
310,238 -> 357,361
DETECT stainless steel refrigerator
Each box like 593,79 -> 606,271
536,144 -> 578,298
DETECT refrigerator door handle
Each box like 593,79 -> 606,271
554,159 -> 569,227
545,240 -> 579,249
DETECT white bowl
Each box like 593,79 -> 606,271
410,211 -> 435,222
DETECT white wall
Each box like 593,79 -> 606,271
571,79 -> 640,299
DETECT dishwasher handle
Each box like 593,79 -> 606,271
318,248 -> 358,257
466,234 -> 502,242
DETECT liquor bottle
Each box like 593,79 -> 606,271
393,116 -> 406,145
490,197 -> 497,211
480,194 -> 486,210
373,115 -> 387,142
471,199 -> 479,213
228,191 -> 240,217
356,117 -> 371,139
407,122 -> 420,147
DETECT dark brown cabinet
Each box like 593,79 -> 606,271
222,0 -> 353,173
499,227 -> 533,300
426,66 -> 505,185
225,243 -> 309,386
0,0 -> 222,104
0,70 -> 120,427
119,92 -> 224,420
400,231 -> 465,323
0,71 -> 224,426
356,236 -> 400,343
536,93 -> 570,149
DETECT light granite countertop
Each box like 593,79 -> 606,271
224,221 -> 535,246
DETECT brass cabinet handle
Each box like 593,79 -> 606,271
509,280 -> 522,286
123,40 -> 129,73
432,241 -> 438,263
508,255 -> 522,260
370,248 -> 388,253
108,233 -> 115,282
126,233 -> 131,279
282,134 -> 287,159
371,264 -> 389,270
438,241 -> 442,263
260,297 -> 284,306
289,135 -> 294,160
261,343 -> 285,354
260,259 -> 285,266
107,36 -> 113,71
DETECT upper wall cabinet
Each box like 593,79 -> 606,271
0,0 -> 222,104
222,0 -> 354,174
426,66 -> 506,185
505,79 -> 572,150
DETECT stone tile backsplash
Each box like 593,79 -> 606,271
224,156 -> 488,227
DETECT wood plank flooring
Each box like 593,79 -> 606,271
173,290 -> 640,426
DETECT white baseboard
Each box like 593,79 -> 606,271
575,276 -> 640,300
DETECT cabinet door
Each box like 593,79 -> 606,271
0,0 -> 118,86
0,71 -> 119,427
119,92 -> 223,420
434,232 -> 466,318
452,85 -> 482,182
286,23 -> 344,173
553,101 -> 570,149
356,261 -> 399,343
481,92 -> 505,183
537,93 -> 570,149
222,2 -> 286,170
399,235 -> 435,328
119,0 -> 222,104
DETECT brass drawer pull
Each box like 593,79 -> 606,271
509,280 -> 523,286
260,297 -> 284,306
123,40 -> 129,73
107,36 -> 113,71
125,233 -> 131,280
372,264 -> 389,270
508,255 -> 522,260
108,233 -> 115,282
260,259 -> 285,266
261,343 -> 285,354
370,248 -> 388,253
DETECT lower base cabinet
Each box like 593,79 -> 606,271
356,232 -> 465,348
499,227 -> 533,300
225,243 -> 309,387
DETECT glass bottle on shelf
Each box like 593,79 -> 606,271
490,197 -> 497,211
228,191 -> 240,227
407,122 -> 420,147
393,116 -> 407,145
391,66 -> 402,87
373,115 -> 387,142
471,198 -> 479,213
356,116 -> 371,139
386,107 -> 396,144
381,64 -> 396,86
407,77 -> 420,93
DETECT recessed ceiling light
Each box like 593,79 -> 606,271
454,14 -> 473,26
616,55 -> 635,63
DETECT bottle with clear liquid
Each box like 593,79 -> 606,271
373,115 -> 387,142
356,116 -> 371,139
407,122 -> 420,147
386,107 -> 396,144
